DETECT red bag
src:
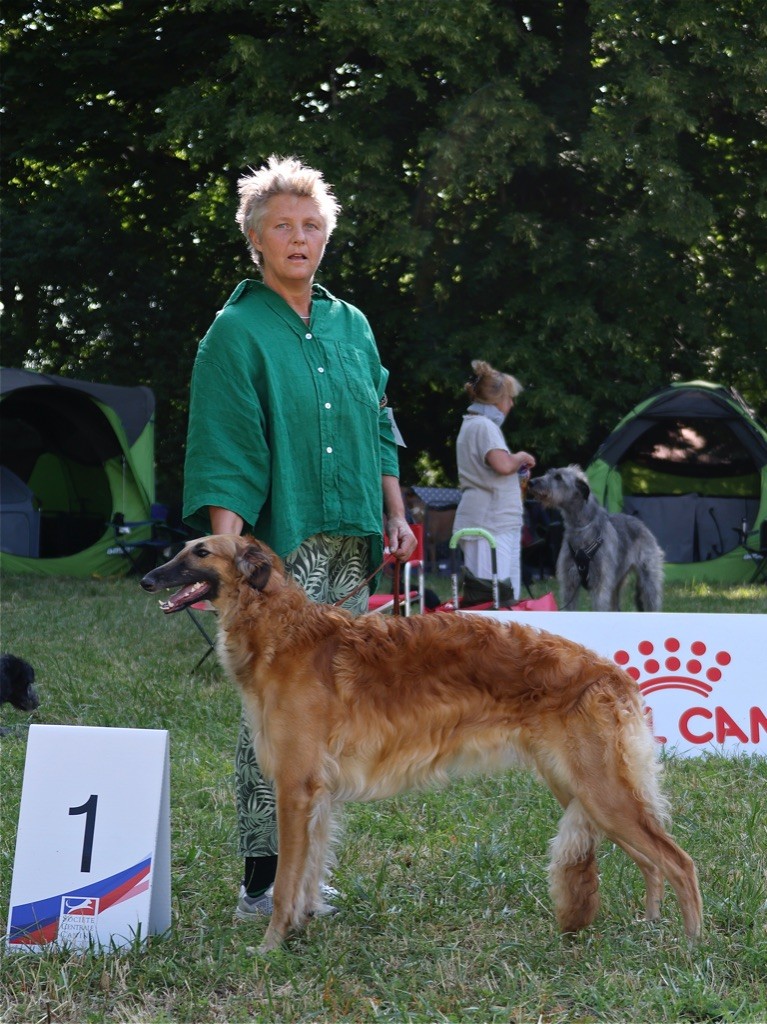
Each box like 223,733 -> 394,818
511,592 -> 558,611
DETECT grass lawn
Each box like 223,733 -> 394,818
1,570 -> 766,1023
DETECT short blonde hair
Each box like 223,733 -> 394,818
464,359 -> 522,404
236,155 -> 341,269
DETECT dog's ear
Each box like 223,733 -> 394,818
576,476 -> 591,501
236,545 -> 274,591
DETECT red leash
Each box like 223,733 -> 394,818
392,560 -> 401,616
332,558 -> 402,615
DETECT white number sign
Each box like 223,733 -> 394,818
6,725 -> 171,951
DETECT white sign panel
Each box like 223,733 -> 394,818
7,725 -> 171,951
465,612 -> 766,757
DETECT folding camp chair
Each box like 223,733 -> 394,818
740,519 -> 767,584
368,523 -> 425,615
109,503 -> 188,573
186,602 -> 217,672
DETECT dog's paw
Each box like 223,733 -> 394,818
257,925 -> 285,954
257,933 -> 280,954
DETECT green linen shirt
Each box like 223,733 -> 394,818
183,279 -> 399,570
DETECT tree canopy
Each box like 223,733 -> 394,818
3,0 -> 766,501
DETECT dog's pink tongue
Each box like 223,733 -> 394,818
160,582 -> 209,613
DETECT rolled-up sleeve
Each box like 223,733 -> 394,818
376,365 -> 400,477
183,330 -> 270,534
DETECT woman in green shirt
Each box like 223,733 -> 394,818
183,155 -> 416,920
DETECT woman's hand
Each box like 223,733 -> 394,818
382,475 -> 417,561
386,515 -> 417,562
485,449 -> 536,475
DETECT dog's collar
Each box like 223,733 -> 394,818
568,537 -> 603,590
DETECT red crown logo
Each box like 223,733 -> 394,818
613,637 -> 732,698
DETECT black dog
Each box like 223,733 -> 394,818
0,654 -> 40,712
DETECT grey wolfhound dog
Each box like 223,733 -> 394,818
528,465 -> 664,611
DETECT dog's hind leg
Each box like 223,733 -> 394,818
545,773 -> 664,931
608,815 -> 699,938
548,799 -> 602,933
619,840 -> 664,923
554,700 -> 701,939
575,787 -> 701,939
635,563 -> 663,612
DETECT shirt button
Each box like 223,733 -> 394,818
324,402 -> 331,409
326,446 -> 333,454
306,333 -> 312,339
317,366 -> 325,373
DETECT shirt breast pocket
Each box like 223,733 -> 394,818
342,349 -> 378,408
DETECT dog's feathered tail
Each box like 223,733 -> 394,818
545,678 -> 699,936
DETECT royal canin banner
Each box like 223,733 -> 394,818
468,612 -> 766,757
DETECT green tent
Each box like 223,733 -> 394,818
1,367 -> 156,577
586,381 -> 767,583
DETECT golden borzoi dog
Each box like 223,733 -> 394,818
141,535 -> 702,953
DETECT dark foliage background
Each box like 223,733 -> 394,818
3,0 -> 766,503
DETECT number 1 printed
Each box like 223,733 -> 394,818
69,794 -> 98,872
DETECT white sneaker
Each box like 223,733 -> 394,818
314,884 -> 339,917
234,883 -> 339,921
235,884 -> 272,920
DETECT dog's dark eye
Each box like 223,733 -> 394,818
195,545 -> 210,558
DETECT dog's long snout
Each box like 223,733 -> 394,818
141,548 -> 185,592
141,563 -> 174,592
140,573 -> 159,592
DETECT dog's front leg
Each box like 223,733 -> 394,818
259,775 -> 322,953
589,584 -> 614,612
558,564 -> 580,611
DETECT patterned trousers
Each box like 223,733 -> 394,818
234,533 -> 371,857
